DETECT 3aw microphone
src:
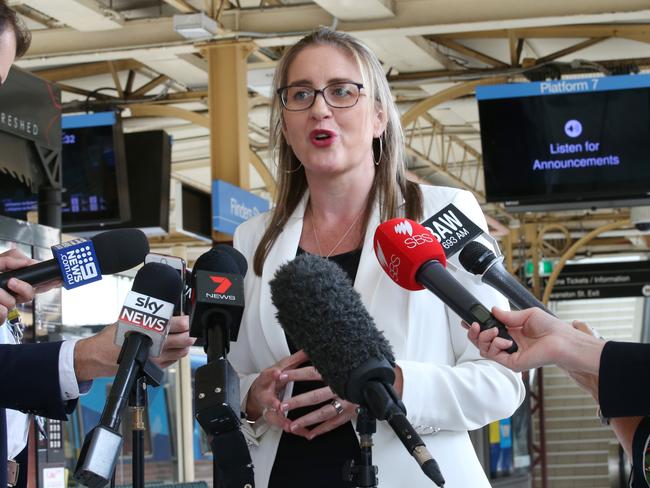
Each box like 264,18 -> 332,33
373,218 -> 518,353
459,241 -> 553,314
0,228 -> 149,291
270,254 -> 445,486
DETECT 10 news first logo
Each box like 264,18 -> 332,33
52,238 -> 102,289
115,291 -> 175,357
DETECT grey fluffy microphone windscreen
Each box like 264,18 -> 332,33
269,253 -> 395,402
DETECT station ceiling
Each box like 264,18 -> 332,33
10,0 -> 650,262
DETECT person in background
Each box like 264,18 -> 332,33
229,27 -> 525,488
467,306 -> 650,487
0,248 -> 194,488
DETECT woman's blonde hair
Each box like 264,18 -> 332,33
253,27 -> 422,275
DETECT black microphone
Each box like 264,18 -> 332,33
459,241 -> 553,314
270,253 -> 445,487
189,244 -> 247,346
0,228 -> 149,291
189,245 -> 254,488
74,262 -> 182,488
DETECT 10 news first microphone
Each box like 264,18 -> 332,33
0,199 -> 544,488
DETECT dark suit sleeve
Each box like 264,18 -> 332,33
0,341 -> 77,420
631,416 -> 650,488
599,341 -> 650,418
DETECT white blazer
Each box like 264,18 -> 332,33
231,184 -> 525,487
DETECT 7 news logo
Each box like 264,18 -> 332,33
205,274 -> 236,301
210,275 -> 232,294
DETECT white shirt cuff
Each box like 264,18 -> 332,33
59,339 -> 92,401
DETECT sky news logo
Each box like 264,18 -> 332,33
119,306 -> 168,333
52,239 -> 102,289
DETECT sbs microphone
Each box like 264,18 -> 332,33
373,218 -> 518,353
74,262 -> 182,488
0,228 -> 149,291
459,241 -> 553,314
270,253 -> 445,486
114,262 -> 182,358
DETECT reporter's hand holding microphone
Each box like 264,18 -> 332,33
0,248 -> 43,322
0,230 -> 195,378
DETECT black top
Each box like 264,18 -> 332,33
268,248 -> 363,488
599,341 -> 650,417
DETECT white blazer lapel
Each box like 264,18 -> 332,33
354,195 -> 410,355
258,192 -> 309,360
353,199 -> 383,308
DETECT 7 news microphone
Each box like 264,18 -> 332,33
0,228 -> 150,291
74,262 -> 182,488
458,241 -> 553,314
373,218 -> 518,353
270,254 -> 445,487
189,244 -> 254,488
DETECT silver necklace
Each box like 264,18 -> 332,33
309,205 -> 364,258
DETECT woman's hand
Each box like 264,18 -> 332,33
467,307 -> 574,372
245,350 -> 310,431
279,365 -> 357,440
564,320 -> 602,401
467,307 -> 604,374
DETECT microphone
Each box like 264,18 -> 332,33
189,244 -> 247,432
0,228 -> 149,291
74,262 -> 182,488
458,241 -> 553,314
188,245 -> 254,488
189,244 -> 247,345
373,218 -> 518,354
270,253 -> 445,487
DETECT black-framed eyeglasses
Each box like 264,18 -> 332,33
277,82 -> 364,111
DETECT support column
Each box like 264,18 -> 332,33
203,41 -> 255,242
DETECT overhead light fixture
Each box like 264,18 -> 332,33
173,12 -> 219,40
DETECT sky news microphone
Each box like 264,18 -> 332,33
270,253 -> 445,486
459,241 -> 553,314
0,228 -> 150,291
373,218 -> 518,354
114,262 -> 181,358
74,262 -> 182,488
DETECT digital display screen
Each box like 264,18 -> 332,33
477,74 -> 650,209
61,112 -> 129,228
61,125 -> 117,219
0,173 -> 37,219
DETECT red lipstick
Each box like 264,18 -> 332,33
309,129 -> 337,147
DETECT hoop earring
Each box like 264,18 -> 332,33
283,150 -> 304,174
373,135 -> 383,166
283,161 -> 303,174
